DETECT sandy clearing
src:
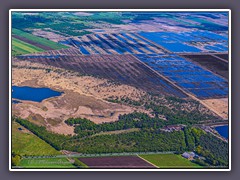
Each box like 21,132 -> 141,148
12,61 -> 147,134
202,98 -> 228,119
12,89 -> 136,134
12,60 -> 146,101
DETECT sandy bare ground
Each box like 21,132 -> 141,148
12,61 -> 146,101
12,61 -> 147,135
202,98 -> 228,119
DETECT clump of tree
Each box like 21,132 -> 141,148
12,152 -> 21,166
65,112 -> 166,136
196,135 -> 228,166
106,96 -> 143,106
14,116 -> 228,167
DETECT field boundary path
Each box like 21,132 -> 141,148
136,155 -> 159,168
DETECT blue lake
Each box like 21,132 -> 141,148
12,86 -> 62,102
215,125 -> 229,139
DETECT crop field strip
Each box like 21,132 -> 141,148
78,156 -> 157,169
180,54 -> 229,79
58,33 -> 165,55
139,154 -> 201,168
12,122 -> 61,156
12,28 -> 68,51
13,35 -> 55,51
19,47 -> 83,56
135,54 -> 228,99
16,53 -> 187,97
12,38 -> 44,56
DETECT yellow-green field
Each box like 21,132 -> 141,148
19,158 -> 76,169
12,122 -> 61,156
140,154 -> 201,168
12,38 -> 44,56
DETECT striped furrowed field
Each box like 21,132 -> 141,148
12,38 -> 44,56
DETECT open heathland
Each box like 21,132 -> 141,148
16,53 -> 187,97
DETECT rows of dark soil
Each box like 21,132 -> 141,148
181,54 -> 228,80
16,53 -> 187,97
215,54 -> 229,61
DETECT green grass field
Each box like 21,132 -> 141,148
12,38 -> 44,56
140,154 -> 201,168
19,158 -> 76,169
12,28 -> 68,50
12,122 -> 61,156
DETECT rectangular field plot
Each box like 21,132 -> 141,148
181,54 -> 228,79
138,31 -> 228,53
78,156 -> 156,169
19,158 -> 76,169
12,38 -> 44,56
135,54 -> 228,99
12,122 -> 61,156
58,33 -> 166,55
140,154 -> 201,168
16,53 -> 186,97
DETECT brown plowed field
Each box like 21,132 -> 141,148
215,54 -> 229,61
78,156 -> 156,169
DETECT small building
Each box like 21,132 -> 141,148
160,124 -> 186,132
182,152 -> 196,160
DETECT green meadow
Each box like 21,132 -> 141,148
12,122 -> 61,156
140,154 -> 201,168
19,158 -> 76,169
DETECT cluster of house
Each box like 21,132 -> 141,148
160,124 -> 186,132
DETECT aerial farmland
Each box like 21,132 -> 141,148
11,11 -> 229,170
